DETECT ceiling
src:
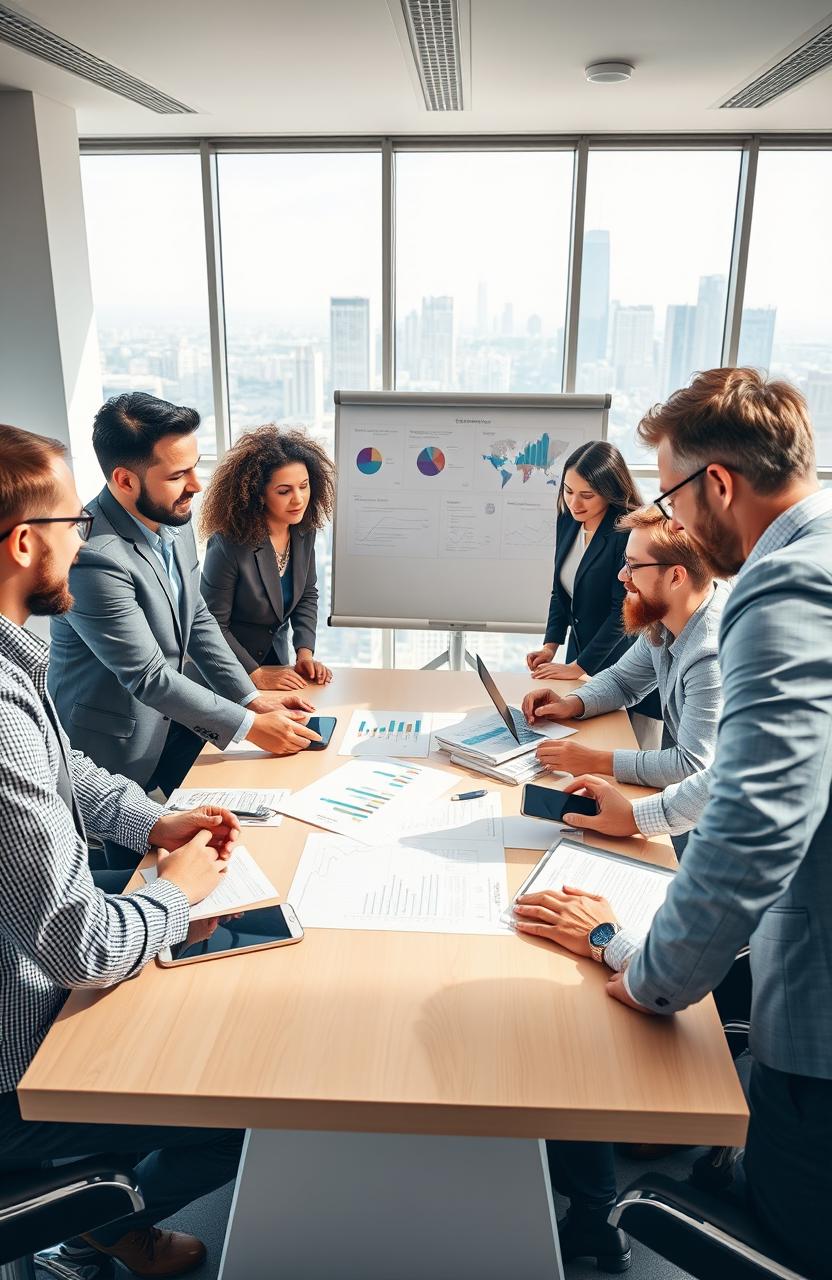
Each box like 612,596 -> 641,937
0,0 -> 831,138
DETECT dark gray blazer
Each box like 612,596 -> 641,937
48,488 -> 256,787
200,528 -> 319,673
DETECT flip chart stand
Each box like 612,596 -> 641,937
422,629 -> 477,672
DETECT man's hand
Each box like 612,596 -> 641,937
251,665 -> 307,691
295,649 -> 332,686
149,806 -> 240,859
561,774 -> 639,836
247,709 -> 322,755
248,691 -> 316,715
522,688 -> 583,723
536,740 -> 613,777
157,829 -> 230,905
606,969 -> 653,1014
513,886 -> 619,956
527,643 -> 556,672
531,661 -> 586,681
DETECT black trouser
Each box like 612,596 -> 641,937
0,1091 -> 243,1248
104,722 -> 204,872
547,1058 -> 832,1276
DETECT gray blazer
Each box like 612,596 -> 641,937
200,528 -> 319,673
626,494 -> 832,1078
48,488 -> 256,787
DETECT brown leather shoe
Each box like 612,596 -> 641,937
81,1227 -> 206,1276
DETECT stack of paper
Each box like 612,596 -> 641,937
433,705 -> 576,781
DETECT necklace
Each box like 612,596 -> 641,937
275,538 -> 291,576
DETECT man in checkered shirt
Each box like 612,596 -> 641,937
0,423 -> 244,1277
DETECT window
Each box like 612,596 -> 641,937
739,150 -> 832,465
392,150 -> 570,667
576,150 -> 742,463
217,152 -> 383,667
81,154 -> 216,480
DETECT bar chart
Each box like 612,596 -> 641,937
339,709 -> 433,758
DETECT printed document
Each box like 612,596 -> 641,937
338,710 -> 433,759
167,787 -> 288,828
142,845 -> 279,921
288,832 -> 510,936
505,838 -> 673,934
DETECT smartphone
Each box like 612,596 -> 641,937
157,903 -> 304,967
306,715 -> 337,750
520,782 -> 599,822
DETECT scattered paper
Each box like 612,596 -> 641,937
167,787 -> 288,828
502,815 -> 577,851
219,738 -> 271,758
338,710 -> 433,759
288,832 -> 510,936
277,758 -> 456,846
142,845 -> 279,921
396,790 -> 503,846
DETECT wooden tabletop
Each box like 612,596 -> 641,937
19,668 -> 748,1145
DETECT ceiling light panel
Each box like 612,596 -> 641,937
0,2 -> 196,113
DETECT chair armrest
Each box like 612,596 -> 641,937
609,1174 -> 808,1280
0,1157 -> 143,1264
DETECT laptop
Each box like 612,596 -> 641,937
475,655 -> 545,746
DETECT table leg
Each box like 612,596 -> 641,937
219,1129 -> 564,1279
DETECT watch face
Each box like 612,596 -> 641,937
589,922 -> 617,948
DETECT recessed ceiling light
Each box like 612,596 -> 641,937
585,61 -> 634,84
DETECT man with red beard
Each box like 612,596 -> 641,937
522,506 -> 727,854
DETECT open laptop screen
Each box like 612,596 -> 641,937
475,654 -> 521,743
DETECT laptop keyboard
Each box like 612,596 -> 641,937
509,708 -> 542,744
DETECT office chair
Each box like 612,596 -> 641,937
610,1172 -> 810,1280
0,1157 -> 143,1280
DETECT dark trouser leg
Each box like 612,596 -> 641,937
0,1090 -> 243,1245
91,868 -> 133,893
545,1140 -> 617,1211
103,722 -> 204,872
744,1060 -> 832,1277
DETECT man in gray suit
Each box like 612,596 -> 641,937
49,394 -> 320,808
515,368 -> 832,1277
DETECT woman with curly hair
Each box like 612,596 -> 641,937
200,425 -> 336,689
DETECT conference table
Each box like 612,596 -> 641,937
19,668 -> 747,1279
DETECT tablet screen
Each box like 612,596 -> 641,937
166,904 -> 296,964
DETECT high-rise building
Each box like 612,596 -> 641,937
330,296 -> 370,398
476,281 -> 488,336
578,230 -> 610,365
692,274 -> 727,372
398,308 -> 420,381
662,304 -> 697,396
420,295 -> 455,387
611,305 -> 655,388
527,313 -> 543,337
500,302 -> 514,337
806,371 -> 832,438
738,307 -> 777,371
285,345 -> 323,423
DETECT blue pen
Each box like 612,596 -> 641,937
451,789 -> 488,801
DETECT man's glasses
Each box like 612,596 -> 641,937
622,557 -> 675,578
0,511 -> 94,544
654,465 -> 709,519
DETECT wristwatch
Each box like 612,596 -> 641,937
588,921 -> 620,963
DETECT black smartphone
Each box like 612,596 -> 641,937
306,715 -> 337,750
520,782 -> 599,821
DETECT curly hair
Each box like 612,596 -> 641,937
200,425 -> 336,547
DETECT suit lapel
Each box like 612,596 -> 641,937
573,505 -> 617,593
254,541 -> 286,623
173,528 -> 196,648
97,487 -> 183,648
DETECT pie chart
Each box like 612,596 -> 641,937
356,446 -> 383,475
417,446 -> 446,477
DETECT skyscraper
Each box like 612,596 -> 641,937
501,302 -> 514,337
578,230 -> 610,365
330,296 -> 370,398
477,280 -> 488,336
611,305 -> 655,389
662,304 -> 697,396
420,296 -> 455,387
738,307 -> 777,371
692,274 -> 727,372
285,345 -> 323,423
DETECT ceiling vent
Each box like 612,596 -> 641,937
401,0 -> 464,111
0,2 -> 196,113
720,17 -> 832,108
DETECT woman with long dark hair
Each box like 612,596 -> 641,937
200,425 -> 336,689
527,440 -> 643,680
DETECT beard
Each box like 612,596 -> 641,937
27,547 -> 73,616
622,587 -> 667,635
136,481 -> 194,528
687,504 -> 743,578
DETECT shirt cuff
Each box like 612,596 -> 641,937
134,877 -> 190,945
622,966 -> 648,1007
603,927 -> 642,972
233,708 -> 256,743
631,792 -> 670,837
240,690 -> 259,707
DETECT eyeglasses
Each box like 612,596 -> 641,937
654,465 -> 709,519
0,511 -> 94,544
622,557 -> 675,577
